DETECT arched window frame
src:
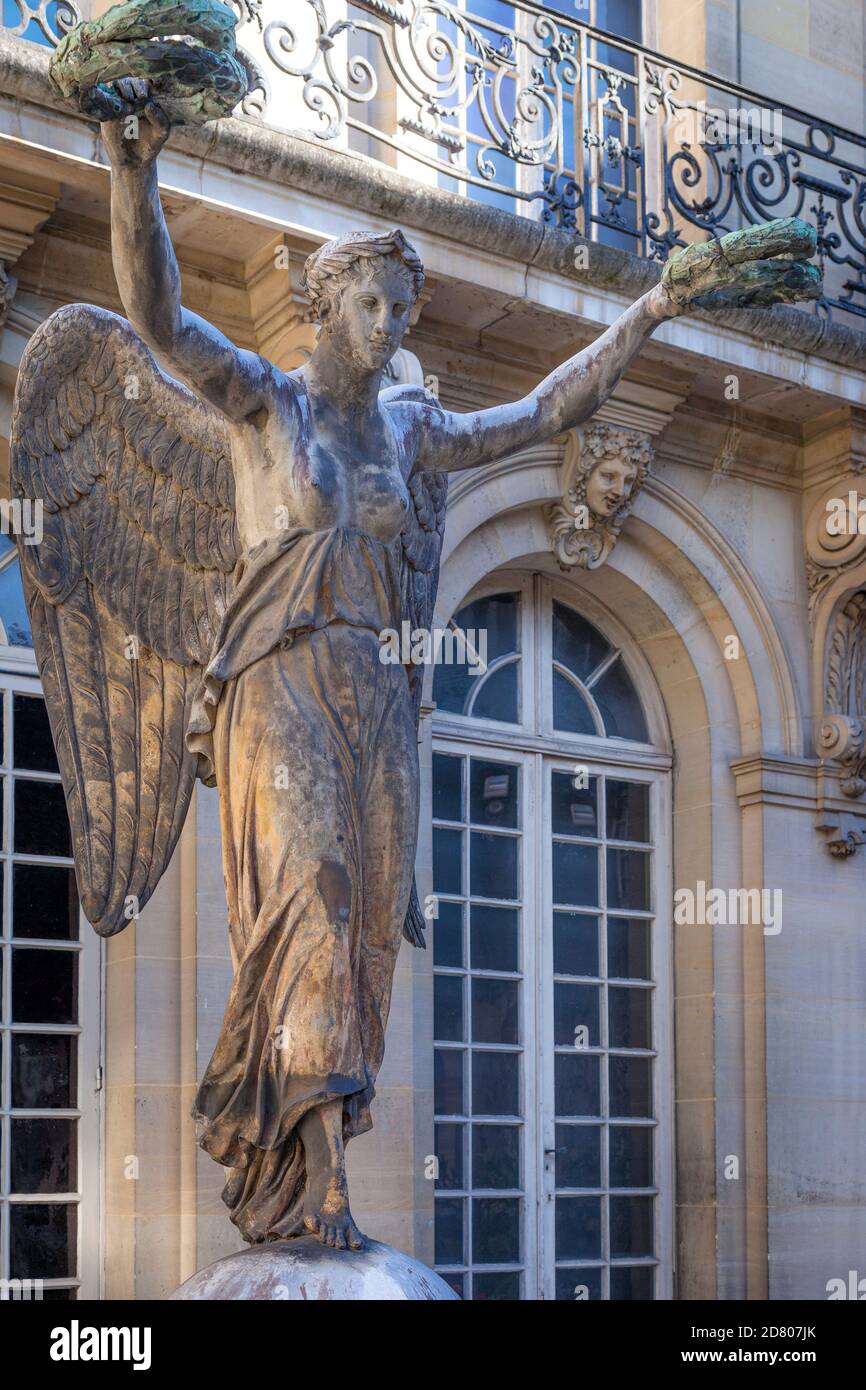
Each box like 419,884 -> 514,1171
429,568 -> 674,1301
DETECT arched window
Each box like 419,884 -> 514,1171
430,573 -> 671,1301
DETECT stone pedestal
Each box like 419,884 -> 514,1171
170,1237 -> 459,1301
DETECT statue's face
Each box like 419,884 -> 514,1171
585,456 -> 637,518
327,260 -> 415,371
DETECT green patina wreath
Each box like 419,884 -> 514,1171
48,0 -> 249,126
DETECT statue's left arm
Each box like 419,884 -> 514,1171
401,218 -> 821,475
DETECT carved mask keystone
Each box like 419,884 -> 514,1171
547,422 -> 652,570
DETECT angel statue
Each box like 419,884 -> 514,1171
11,53 -> 820,1250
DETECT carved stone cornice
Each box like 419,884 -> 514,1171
0,170 -> 60,333
547,421 -> 652,570
0,173 -> 59,264
244,235 -> 319,371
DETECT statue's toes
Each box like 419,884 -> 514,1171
347,1223 -> 366,1252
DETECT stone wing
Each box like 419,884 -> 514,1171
10,303 -> 239,936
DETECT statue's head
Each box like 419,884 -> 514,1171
302,229 -> 425,372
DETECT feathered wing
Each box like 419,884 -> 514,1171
11,304 -> 239,936
383,383 -> 449,948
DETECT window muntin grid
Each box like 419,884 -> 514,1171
0,685 -> 89,1299
547,766 -> 658,1301
432,749 -> 526,1301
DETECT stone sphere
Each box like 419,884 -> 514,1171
170,1236 -> 460,1301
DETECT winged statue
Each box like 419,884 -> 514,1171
10,0 -> 821,1252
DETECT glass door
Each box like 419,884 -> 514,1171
538,756 -> 667,1300
432,742 -> 540,1300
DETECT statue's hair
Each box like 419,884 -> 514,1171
302,229 -> 425,319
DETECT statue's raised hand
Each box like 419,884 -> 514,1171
101,78 -> 170,167
656,217 -> 822,316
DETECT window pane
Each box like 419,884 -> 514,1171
471,662 -> 519,724
0,558 -> 33,647
470,832 -> 518,900
607,917 -> 651,979
608,986 -> 652,1049
609,1056 -> 653,1118
473,1197 -> 520,1263
434,1048 -> 464,1115
470,760 -> 518,828
552,600 -> 610,681
471,905 -> 518,973
473,1271 -> 520,1300
554,982 -> 600,1047
13,695 -> 59,774
592,659 -> 648,742
12,948 -> 77,1024
14,780 -> 72,857
434,593 -> 519,715
433,827 -> 463,895
551,771 -> 598,838
472,1051 -> 520,1116
606,779 -> 650,843
597,0 -> 643,42
433,900 -> 463,969
11,1118 -> 76,1194
432,753 -> 463,822
434,1198 -> 464,1265
461,593 -> 519,663
556,1266 -> 603,1300
472,977 -> 519,1044
434,1124 -> 464,1190
10,1204 -> 76,1280
473,1124 -> 520,1189
610,1196 -> 654,1258
553,912 -> 599,977
556,1196 -> 602,1260
553,842 -> 599,907
609,1126 -> 653,1188
553,669 -> 596,735
555,1124 -> 601,1188
434,974 -> 464,1042
13,864 -> 79,940
555,1053 -> 600,1117
12,1034 -> 76,1108
607,848 -> 650,911
610,1266 -> 654,1300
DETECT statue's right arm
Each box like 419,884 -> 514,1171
104,81 -> 271,425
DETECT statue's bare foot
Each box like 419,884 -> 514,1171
303,1174 -> 366,1251
298,1098 -> 366,1251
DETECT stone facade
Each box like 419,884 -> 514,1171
0,2 -> 864,1301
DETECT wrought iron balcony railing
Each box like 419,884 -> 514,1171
4,0 -> 866,325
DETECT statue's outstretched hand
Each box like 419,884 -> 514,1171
100,78 -> 170,168
656,217 -> 821,316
